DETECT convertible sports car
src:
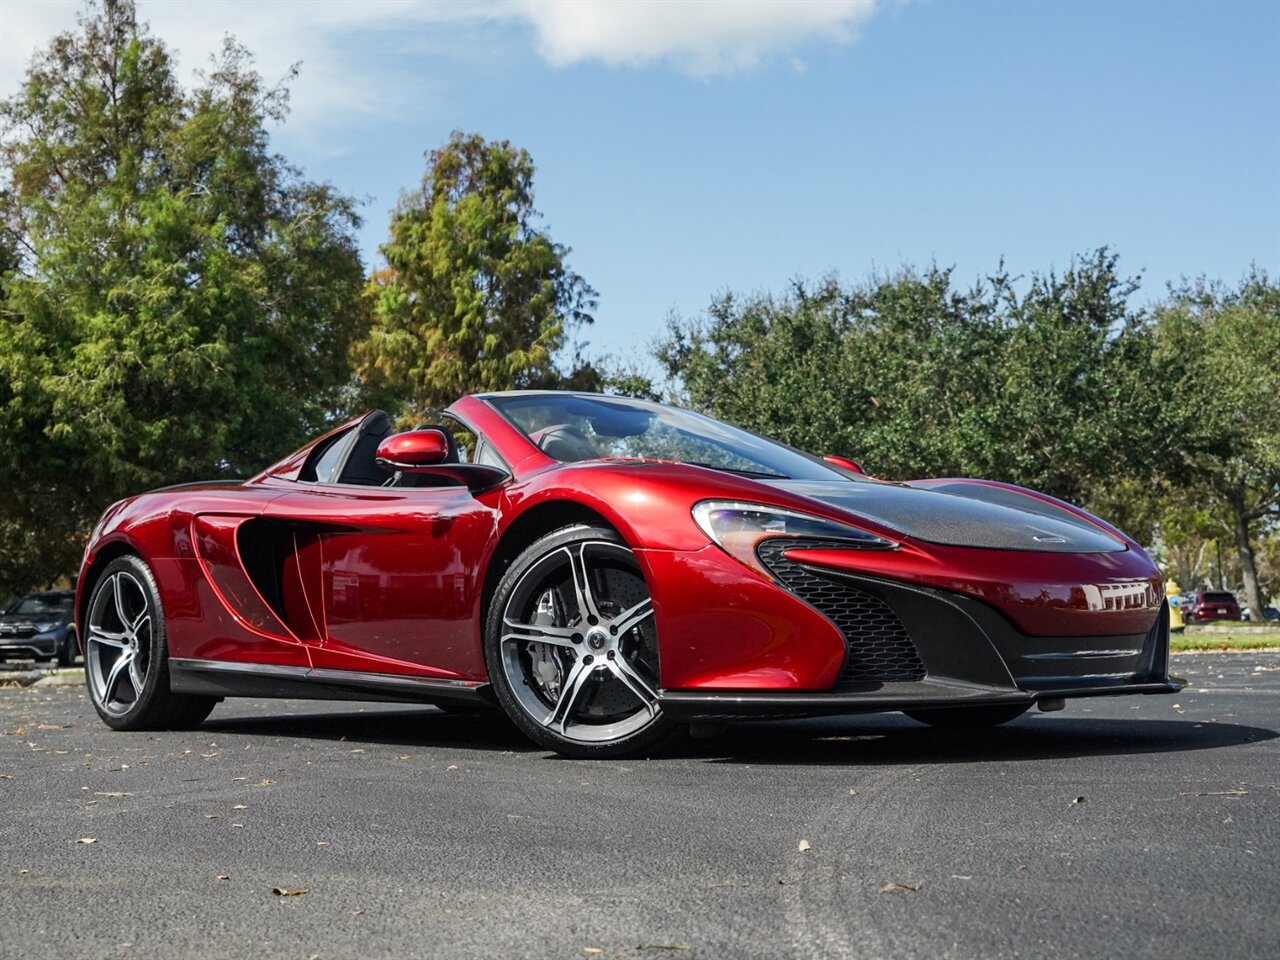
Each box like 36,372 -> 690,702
77,391 -> 1182,757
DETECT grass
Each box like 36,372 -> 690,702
1172,631 -> 1280,652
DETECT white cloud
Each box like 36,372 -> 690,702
0,1 -> 482,136
516,0 -> 880,76
0,1 -> 883,140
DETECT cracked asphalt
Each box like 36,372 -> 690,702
1,651 -> 1277,960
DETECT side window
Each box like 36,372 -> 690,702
441,415 -> 508,471
443,417 -> 477,464
301,428 -> 355,483
475,441 -> 506,470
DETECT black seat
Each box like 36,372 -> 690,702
536,424 -> 598,462
334,411 -> 393,486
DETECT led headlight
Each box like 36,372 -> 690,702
35,622 -> 58,634
692,501 -> 897,578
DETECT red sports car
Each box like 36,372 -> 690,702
77,391 -> 1182,757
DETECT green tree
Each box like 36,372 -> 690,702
356,131 -> 597,421
0,0 -> 368,596
656,251 -> 1161,509
1153,271 -> 1280,616
656,269 -> 1009,479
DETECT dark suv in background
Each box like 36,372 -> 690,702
0,590 -> 77,665
1185,590 -> 1243,624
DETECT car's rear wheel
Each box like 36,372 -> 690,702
485,525 -> 679,758
84,556 -> 217,731
903,703 -> 1031,728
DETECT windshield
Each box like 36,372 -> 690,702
486,393 -> 852,482
7,594 -> 72,617
1202,592 -> 1236,603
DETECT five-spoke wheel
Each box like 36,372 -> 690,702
86,567 -> 154,718
84,555 -> 216,730
486,525 -> 678,758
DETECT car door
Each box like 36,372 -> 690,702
262,413 -> 498,682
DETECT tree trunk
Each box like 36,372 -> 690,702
1228,494 -> 1265,618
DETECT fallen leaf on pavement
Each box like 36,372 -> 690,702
75,837 -> 97,844
637,946 -> 691,952
797,839 -> 811,852
216,875 -> 229,881
272,887 -> 307,897
233,804 -> 247,810
583,950 -> 603,956
95,791 -> 131,798
1070,796 -> 1086,805
880,881 -> 921,893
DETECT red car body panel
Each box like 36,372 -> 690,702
77,392 -> 1180,712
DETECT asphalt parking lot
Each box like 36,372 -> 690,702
1,651 -> 1277,960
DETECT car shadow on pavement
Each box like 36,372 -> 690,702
201,706 -> 541,753
683,713 -> 1278,765
200,705 -> 1276,764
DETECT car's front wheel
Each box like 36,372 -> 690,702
485,525 -> 679,758
84,555 -> 217,731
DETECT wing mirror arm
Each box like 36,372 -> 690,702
374,429 -> 510,493
376,461 -> 509,493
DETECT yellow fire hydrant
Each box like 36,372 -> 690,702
1166,580 -> 1184,632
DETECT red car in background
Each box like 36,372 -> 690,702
1185,590 -> 1242,623
76,391 -> 1182,758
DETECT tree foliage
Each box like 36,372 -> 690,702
0,0 -> 367,596
355,131 -> 597,421
1152,271 -> 1280,614
657,250 -> 1162,507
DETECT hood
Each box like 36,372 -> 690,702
766,480 -> 1125,553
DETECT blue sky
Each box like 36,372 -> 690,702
3,1 -> 1277,364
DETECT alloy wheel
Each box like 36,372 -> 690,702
86,570 -> 153,718
498,540 -> 662,745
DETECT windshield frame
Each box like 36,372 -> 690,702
479,392 -> 870,483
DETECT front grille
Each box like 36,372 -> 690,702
0,624 -> 37,639
756,539 -> 925,683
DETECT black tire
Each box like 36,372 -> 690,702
903,703 -> 1032,728
83,555 -> 217,731
484,525 -> 679,759
56,629 -> 77,667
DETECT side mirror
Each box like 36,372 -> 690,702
376,429 -> 449,469
375,428 -> 508,493
823,454 -> 866,475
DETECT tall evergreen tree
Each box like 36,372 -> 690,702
356,131 -> 597,421
0,0 -> 368,595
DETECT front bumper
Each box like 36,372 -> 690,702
0,635 -> 60,659
656,563 -> 1182,720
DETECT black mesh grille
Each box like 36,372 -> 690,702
756,538 -> 926,683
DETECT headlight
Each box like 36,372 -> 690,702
35,622 -> 58,634
692,501 -> 897,578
